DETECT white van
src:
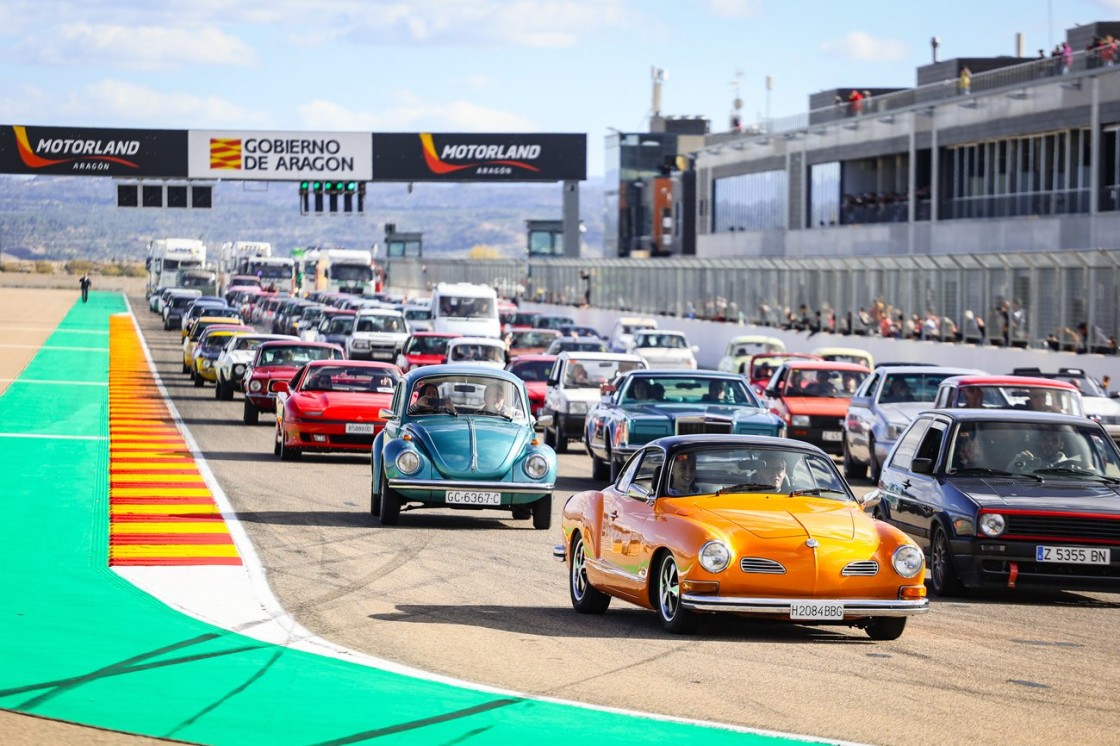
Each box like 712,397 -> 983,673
430,283 -> 501,338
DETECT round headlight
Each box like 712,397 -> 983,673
249,380 -> 262,392
201,360 -> 211,369
791,415 -> 810,427
234,364 -> 245,375
892,545 -> 925,578
698,541 -> 732,573
568,401 -> 588,415
524,453 -> 549,479
395,450 -> 421,474
979,513 -> 1006,537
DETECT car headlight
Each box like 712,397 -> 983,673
698,541 -> 732,573
249,380 -> 262,392
567,401 -> 588,415
791,415 -> 810,427
395,451 -> 421,474
524,453 -> 549,479
201,359 -> 211,369
234,364 -> 245,375
892,545 -> 925,578
978,513 -> 1006,537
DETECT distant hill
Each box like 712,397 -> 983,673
0,174 -> 605,262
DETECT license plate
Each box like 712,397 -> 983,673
821,431 -> 842,442
1036,545 -> 1111,565
790,601 -> 844,620
345,423 -> 375,434
446,490 -> 501,506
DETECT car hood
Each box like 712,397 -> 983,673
949,477 -> 1120,512
406,417 -> 532,478
292,391 -> 392,419
251,365 -> 298,379
877,401 -> 931,423
620,402 -> 773,423
638,349 -> 693,362
1082,396 -> 1120,417
690,495 -> 873,543
782,397 -> 852,416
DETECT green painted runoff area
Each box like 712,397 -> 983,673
0,293 -> 813,745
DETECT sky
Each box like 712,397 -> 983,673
2,0 -> 1118,178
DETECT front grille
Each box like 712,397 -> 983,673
741,557 -> 786,574
981,560 -> 1120,579
1004,514 -> 1120,543
676,417 -> 732,436
809,416 -> 844,430
841,560 -> 879,576
298,433 -> 374,446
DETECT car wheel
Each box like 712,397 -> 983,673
931,525 -> 966,597
531,494 -> 552,530
843,439 -> 867,480
542,418 -> 556,448
182,361 -> 190,374
865,617 -> 907,641
552,417 -> 568,454
569,533 -> 611,614
379,471 -> 401,526
273,425 -> 282,456
511,505 -> 531,519
608,451 -> 622,482
655,552 -> 698,634
163,318 -> 171,331
219,379 -> 233,401
193,372 -> 204,388
278,428 -> 301,461
590,450 -> 610,482
868,435 -> 882,482
242,399 -> 259,425
214,380 -> 222,399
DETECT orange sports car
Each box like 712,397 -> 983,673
553,434 -> 928,639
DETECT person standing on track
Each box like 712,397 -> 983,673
79,273 -> 91,303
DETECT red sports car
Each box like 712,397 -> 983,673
394,332 -> 460,373
272,360 -> 402,459
506,354 -> 557,418
241,340 -> 344,424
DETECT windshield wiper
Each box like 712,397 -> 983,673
1033,466 -> 1112,480
788,487 -> 848,497
952,467 -> 1013,477
716,482 -> 779,495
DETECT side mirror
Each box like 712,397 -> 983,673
911,457 -> 934,475
535,415 -> 554,430
272,381 -> 290,394
378,407 -> 395,420
691,345 -> 700,353
858,490 -> 882,511
600,382 -> 616,396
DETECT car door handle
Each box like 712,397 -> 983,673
901,480 -> 911,490
609,511 -> 618,519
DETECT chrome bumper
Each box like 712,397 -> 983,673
389,478 -> 554,494
681,595 -> 929,617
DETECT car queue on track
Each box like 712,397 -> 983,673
147,281 -> 1120,640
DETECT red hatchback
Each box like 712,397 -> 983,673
506,354 -> 557,418
241,340 -> 344,424
763,360 -> 871,453
394,332 -> 460,373
272,360 -> 402,459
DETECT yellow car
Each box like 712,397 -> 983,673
811,346 -> 874,369
191,327 -> 252,387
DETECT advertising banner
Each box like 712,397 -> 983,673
188,130 -> 372,181
372,133 -> 586,182
0,125 -> 187,177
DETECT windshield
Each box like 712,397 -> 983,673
661,445 -> 851,499
325,317 -> 353,334
300,365 -> 399,393
406,336 -> 453,355
355,315 -> 405,333
405,308 -> 432,321
782,368 -> 866,399
438,295 -> 494,319
957,385 -> 1081,415
259,346 -> 341,366
448,342 -> 504,363
407,375 -> 527,420
564,358 -> 643,388
621,375 -> 761,406
877,373 -> 955,404
248,262 -> 293,280
332,265 -> 373,282
948,421 -> 1120,479
508,359 -> 553,382
634,333 -> 686,349
234,337 -> 274,351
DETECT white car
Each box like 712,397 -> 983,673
542,351 -> 648,453
346,308 -> 408,361
214,333 -> 297,400
402,299 -> 433,332
608,316 -> 658,353
628,329 -> 698,370
716,334 -> 785,373
445,336 -> 507,368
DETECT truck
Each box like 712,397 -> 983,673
302,248 -> 377,296
430,282 -> 501,338
146,238 -> 207,296
219,241 -> 294,294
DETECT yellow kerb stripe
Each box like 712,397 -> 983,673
112,522 -> 230,534
110,545 -> 240,558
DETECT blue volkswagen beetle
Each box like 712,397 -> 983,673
584,370 -> 786,481
370,364 -> 557,529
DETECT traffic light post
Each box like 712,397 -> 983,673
299,180 -> 365,215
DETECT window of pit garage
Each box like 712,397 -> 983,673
886,418 -> 930,471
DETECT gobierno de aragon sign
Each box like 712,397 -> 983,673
0,125 -> 587,183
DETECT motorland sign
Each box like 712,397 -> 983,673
0,125 -> 186,176
372,133 -> 586,182
187,130 -> 372,181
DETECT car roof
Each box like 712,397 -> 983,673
780,360 -> 871,372
923,408 -> 1097,426
643,434 -> 831,459
507,354 -> 558,363
450,336 -> 504,345
624,369 -> 743,380
879,366 -> 984,375
939,375 -> 1079,390
556,351 -> 644,362
304,359 -> 399,370
256,340 -> 340,349
403,364 -> 523,385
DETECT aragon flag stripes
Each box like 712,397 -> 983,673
209,137 -> 242,170
108,316 -> 241,566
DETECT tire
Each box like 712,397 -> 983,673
278,425 -> 301,461
193,373 -> 204,388
843,439 -> 867,480
218,379 -> 234,401
243,398 -> 259,425
552,417 -> 568,454
865,617 -> 907,641
608,451 -> 622,482
868,435 -> 882,483
511,505 -> 531,520
379,471 -> 401,526
531,494 -> 552,530
590,451 -> 611,482
369,477 -> 381,516
214,380 -> 222,399
930,525 -> 966,597
655,552 -> 699,634
542,418 -> 556,448
569,533 -> 611,614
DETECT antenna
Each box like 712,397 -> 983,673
651,67 -> 667,117
730,69 -> 743,132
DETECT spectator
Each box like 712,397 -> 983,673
848,89 -> 863,117
79,273 -> 91,303
960,66 -> 972,95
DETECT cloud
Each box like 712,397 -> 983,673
298,95 -> 537,132
820,31 -> 909,62
13,23 -> 256,70
0,79 -> 269,128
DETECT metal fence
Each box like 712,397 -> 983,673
384,248 -> 1120,353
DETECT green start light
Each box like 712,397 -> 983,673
345,181 -> 357,192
